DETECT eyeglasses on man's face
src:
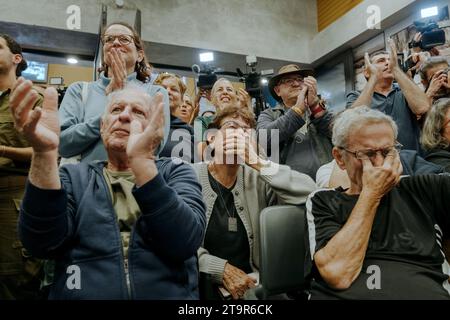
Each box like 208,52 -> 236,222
278,76 -> 304,86
102,34 -> 134,46
339,143 -> 403,160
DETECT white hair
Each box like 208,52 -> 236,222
332,106 -> 398,148
103,83 -> 151,120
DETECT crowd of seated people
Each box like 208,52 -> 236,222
1,23 -> 450,301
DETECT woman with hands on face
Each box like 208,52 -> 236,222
58,22 -> 170,164
193,104 -> 317,300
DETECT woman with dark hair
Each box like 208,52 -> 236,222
0,34 -> 45,300
58,22 -> 170,163
97,22 -> 152,85
421,98 -> 450,172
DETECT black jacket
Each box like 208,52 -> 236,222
160,115 -> 195,162
424,148 -> 450,173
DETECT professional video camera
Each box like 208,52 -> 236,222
236,56 -> 272,117
192,64 -> 218,89
236,55 -> 262,98
409,20 -> 446,50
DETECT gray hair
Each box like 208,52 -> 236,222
421,98 -> 450,150
102,84 -> 151,121
419,56 -> 449,82
332,106 -> 398,148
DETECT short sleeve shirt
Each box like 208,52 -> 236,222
307,174 -> 450,299
346,87 -> 422,153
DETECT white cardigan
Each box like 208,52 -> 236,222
193,162 -> 317,284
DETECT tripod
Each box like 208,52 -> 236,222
249,89 -> 267,119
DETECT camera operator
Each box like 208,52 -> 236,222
404,32 -> 439,81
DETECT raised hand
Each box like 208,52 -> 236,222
127,93 -> 165,162
9,78 -> 60,153
364,52 -> 383,81
105,48 -> 128,95
426,70 -> 450,99
361,152 -> 402,201
304,76 -> 319,107
388,39 -> 399,72
291,86 -> 308,116
411,32 -> 423,53
221,129 -> 245,165
223,263 -> 257,300
243,129 -> 262,167
237,88 -> 251,110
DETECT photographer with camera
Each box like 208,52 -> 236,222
419,56 -> 450,103
403,32 -> 440,82
409,19 -> 446,54
256,64 -> 333,179
347,39 -> 430,154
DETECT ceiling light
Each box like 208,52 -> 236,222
421,6 -> 438,18
199,52 -> 214,63
67,57 -> 78,64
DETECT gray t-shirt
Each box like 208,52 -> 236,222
346,86 -> 422,154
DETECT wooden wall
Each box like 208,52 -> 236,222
317,0 -> 363,32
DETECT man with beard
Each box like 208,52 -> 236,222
347,40 -> 430,154
0,34 -> 44,299
419,56 -> 450,103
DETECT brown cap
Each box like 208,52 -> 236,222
268,64 -> 314,102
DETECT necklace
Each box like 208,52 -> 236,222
209,167 -> 238,232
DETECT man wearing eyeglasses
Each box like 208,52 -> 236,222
257,64 -> 333,179
306,106 -> 450,300
347,40 -> 431,154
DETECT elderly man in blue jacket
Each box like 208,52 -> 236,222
9,78 -> 206,300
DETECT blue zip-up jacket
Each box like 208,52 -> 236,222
18,159 -> 206,300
